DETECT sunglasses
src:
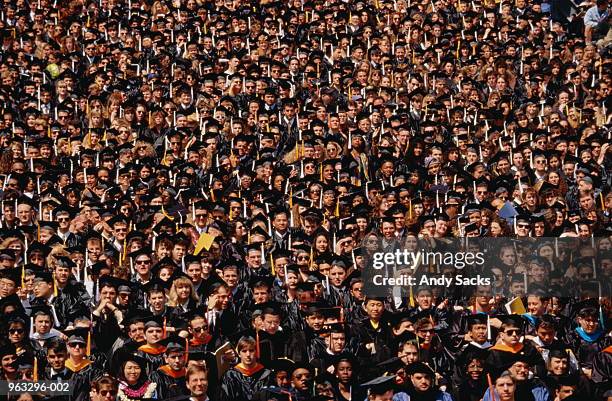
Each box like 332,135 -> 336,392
192,326 -> 209,332
9,328 -> 24,334
504,329 -> 520,336
69,342 -> 85,348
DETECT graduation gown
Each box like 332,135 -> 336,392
453,377 -> 487,401
485,342 -> 545,378
591,345 -> 612,397
64,359 -> 103,401
565,328 -> 611,370
136,343 -> 166,375
220,363 -> 273,401
149,365 -> 187,399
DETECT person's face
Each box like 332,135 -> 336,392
100,285 -> 117,304
470,323 -> 488,344
123,360 -> 142,383
509,361 -> 529,381
186,263 -> 202,283
7,322 -> 25,344
128,322 -> 145,342
0,278 -> 15,297
329,266 -> 346,287
68,340 -> 86,358
501,325 -> 521,346
578,315 -> 599,334
135,256 -> 152,275
149,291 -> 165,311
187,370 -> 209,396
495,376 -> 515,401
416,291 -> 432,309
1,353 -> 17,374
500,249 -> 516,266
549,356 -> 568,375
47,348 -> 67,370
172,244 -> 187,261
291,368 -> 312,391
145,326 -> 163,344
33,280 -> 52,298
262,313 -> 281,335
336,360 -> 352,382
221,268 -> 238,288
239,344 -> 256,365
411,373 -> 432,392
165,351 -> 186,371
365,299 -> 385,321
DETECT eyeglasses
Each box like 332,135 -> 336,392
69,342 -> 85,348
9,328 -> 24,334
135,260 -> 151,265
192,326 -> 209,332
518,224 -> 530,228
99,390 -> 117,397
504,329 -> 520,336
297,256 -> 310,260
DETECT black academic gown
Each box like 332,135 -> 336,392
64,359 -> 103,401
590,346 -> 612,398
136,344 -> 166,375
149,365 -> 188,399
485,342 -> 546,378
565,329 -> 611,370
453,377 -> 487,401
220,364 -> 273,401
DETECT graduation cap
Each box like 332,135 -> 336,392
465,313 -> 489,328
143,279 -> 170,294
0,268 -> 20,284
159,335 -> 186,352
0,343 -> 17,357
55,256 -> 76,269
32,270 -> 53,284
251,301 -> 283,317
361,375 -> 396,395
99,275 -> 132,291
269,357 -> 296,373
498,315 -> 525,330
187,350 -> 208,362
405,361 -> 435,376
376,357 -> 405,375
64,327 -> 89,344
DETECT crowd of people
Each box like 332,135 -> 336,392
0,0 -> 609,399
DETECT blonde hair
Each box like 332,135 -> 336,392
167,276 -> 199,306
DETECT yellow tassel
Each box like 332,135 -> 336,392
86,331 -> 91,357
161,205 -> 174,221
409,285 -> 415,307
335,198 -> 340,217
270,253 -> 275,276
33,357 -> 38,382
409,198 -> 413,219
53,276 -> 58,297
309,247 -> 314,270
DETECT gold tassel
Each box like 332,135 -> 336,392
86,331 -> 91,357
33,357 -> 38,382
